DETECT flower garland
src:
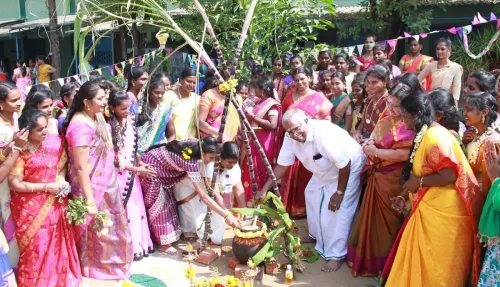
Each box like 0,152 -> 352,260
468,123 -> 497,164
219,79 -> 239,94
409,124 -> 428,163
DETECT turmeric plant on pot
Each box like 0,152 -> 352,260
231,193 -> 318,272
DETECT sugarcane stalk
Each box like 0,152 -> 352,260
231,97 -> 279,195
230,0 -> 258,76
241,123 -> 259,196
192,0 -> 228,77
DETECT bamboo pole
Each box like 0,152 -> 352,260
231,97 -> 279,195
192,0 -> 228,77
241,123 -> 259,196
230,0 -> 258,76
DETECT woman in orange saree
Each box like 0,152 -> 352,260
381,91 -> 481,287
398,37 -> 433,74
199,88 -> 242,143
347,82 -> 415,277
280,66 -> 332,217
9,109 -> 81,286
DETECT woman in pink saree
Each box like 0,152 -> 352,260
241,78 -> 282,201
280,66 -> 333,217
9,109 -> 81,286
63,81 -> 132,279
199,88 -> 242,143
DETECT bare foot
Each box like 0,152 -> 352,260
158,245 -> 179,256
321,259 -> 344,272
300,236 -> 316,244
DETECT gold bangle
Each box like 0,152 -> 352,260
397,195 -> 406,206
223,212 -> 230,221
419,176 -> 424,189
87,201 -> 96,207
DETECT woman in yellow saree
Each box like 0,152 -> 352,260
381,91 -> 481,286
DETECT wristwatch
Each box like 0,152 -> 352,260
336,190 -> 343,195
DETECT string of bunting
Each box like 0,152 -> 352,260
28,12 -> 500,92
337,12 -> 500,59
26,46 -> 217,92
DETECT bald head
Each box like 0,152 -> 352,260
282,109 -> 307,127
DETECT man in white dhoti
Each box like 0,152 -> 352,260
257,109 -> 366,272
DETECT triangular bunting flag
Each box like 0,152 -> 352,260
265,58 -> 272,67
42,82 -> 49,88
166,48 -> 172,55
72,75 -> 79,81
96,68 -> 102,75
472,15 -> 480,25
108,65 -> 114,75
347,46 -> 355,56
182,53 -> 187,62
413,35 -> 420,42
387,39 -> 397,49
447,27 -> 457,34
25,85 -> 31,93
311,52 -> 319,60
356,44 -> 364,55
57,78 -> 64,86
128,59 -> 133,64
456,27 -> 463,39
420,33 -> 428,39
137,56 -> 142,65
490,12 -> 497,21
121,61 -> 126,68
478,13 -> 487,23
151,50 -> 156,60
187,54 -> 193,64
497,19 -> 500,29
403,32 -> 411,38
66,78 -> 70,84
464,25 -> 472,34
379,40 -> 387,45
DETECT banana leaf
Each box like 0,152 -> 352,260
261,204 -> 279,218
299,246 -> 319,263
251,226 -> 286,265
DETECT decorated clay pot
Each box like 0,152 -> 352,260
232,221 -> 268,264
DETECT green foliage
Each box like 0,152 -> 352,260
337,1 -> 443,40
169,0 -> 336,75
451,25 -> 500,73
231,192 -> 306,271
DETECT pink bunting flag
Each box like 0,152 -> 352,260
166,48 -> 172,55
420,33 -> 428,39
66,78 -> 70,84
498,19 -> 500,29
403,32 -> 411,38
478,13 -> 487,23
472,15 -> 480,25
447,27 -> 457,34
490,12 -> 497,21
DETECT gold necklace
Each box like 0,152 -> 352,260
0,112 -> 14,126
364,93 -> 386,124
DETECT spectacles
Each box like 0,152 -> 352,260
285,125 -> 302,137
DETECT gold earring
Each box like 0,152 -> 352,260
482,116 -> 485,123
0,106 -> 3,112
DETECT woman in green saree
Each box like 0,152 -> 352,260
137,74 -> 176,155
321,70 -> 353,132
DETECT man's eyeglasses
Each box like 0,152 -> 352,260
285,125 -> 301,137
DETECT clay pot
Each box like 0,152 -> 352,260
232,220 -> 268,264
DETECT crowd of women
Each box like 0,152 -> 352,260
0,34 -> 498,286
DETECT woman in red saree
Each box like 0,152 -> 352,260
353,65 -> 390,143
241,78 -> 282,201
398,37 -> 433,74
347,80 -> 416,277
9,109 -> 81,286
280,66 -> 332,217
381,91 -> 481,286
357,35 -> 376,72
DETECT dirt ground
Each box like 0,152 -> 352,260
82,219 -> 378,287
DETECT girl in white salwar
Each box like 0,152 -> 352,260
174,141 -> 246,245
